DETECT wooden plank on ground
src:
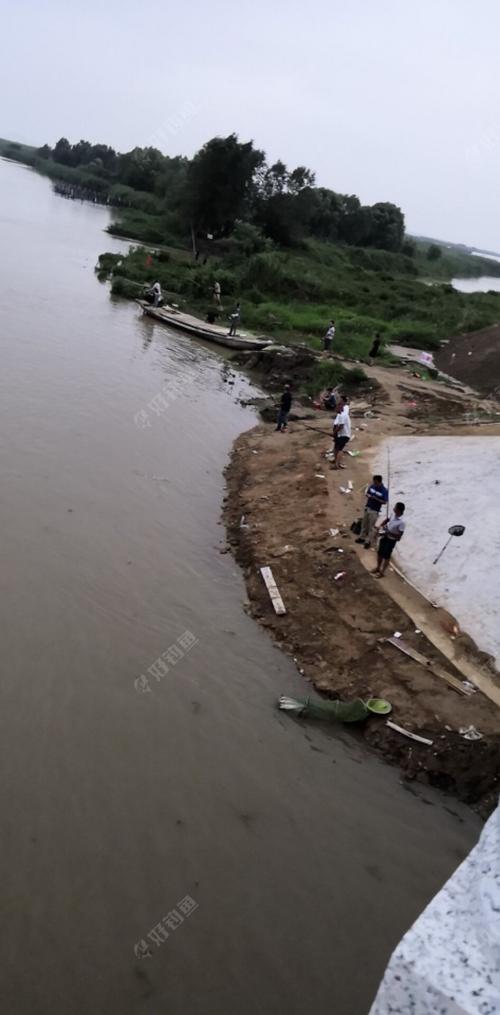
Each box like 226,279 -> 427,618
260,566 -> 286,615
386,636 -> 472,696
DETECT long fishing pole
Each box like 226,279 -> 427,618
386,442 -> 391,520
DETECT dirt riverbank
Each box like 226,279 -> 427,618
224,358 -> 500,815
435,323 -> 500,398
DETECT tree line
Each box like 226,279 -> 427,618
36,134 -> 406,252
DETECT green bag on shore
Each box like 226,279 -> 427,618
278,695 -> 369,723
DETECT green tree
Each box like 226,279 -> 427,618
185,134 -> 265,237
287,165 -> 316,195
366,202 -> 405,251
401,239 -> 416,257
427,243 -> 442,261
118,147 -> 165,191
53,137 -> 73,165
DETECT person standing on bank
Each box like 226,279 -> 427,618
213,280 -> 221,305
368,332 -> 381,364
373,502 -> 406,578
331,396 -> 351,469
228,302 -> 241,336
323,320 -> 336,355
151,280 -> 162,307
276,384 -> 292,432
356,474 -> 388,548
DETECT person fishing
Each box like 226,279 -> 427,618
228,302 -> 241,337
151,280 -> 162,307
276,384 -> 292,432
356,474 -> 389,549
213,280 -> 221,305
373,502 -> 406,578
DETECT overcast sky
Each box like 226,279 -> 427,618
1,0 -> 499,250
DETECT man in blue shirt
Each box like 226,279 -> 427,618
355,474 -> 388,548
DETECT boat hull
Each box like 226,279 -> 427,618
136,301 -> 271,351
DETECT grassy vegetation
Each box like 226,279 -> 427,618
99,239 -> 500,357
4,134 -> 500,358
413,240 -> 500,280
0,138 -> 38,162
302,361 -> 373,396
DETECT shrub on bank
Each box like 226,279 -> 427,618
304,361 -> 373,397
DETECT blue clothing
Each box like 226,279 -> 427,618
366,483 -> 388,513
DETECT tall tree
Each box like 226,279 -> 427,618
185,134 -> 265,237
367,202 -> 405,251
53,137 -> 73,165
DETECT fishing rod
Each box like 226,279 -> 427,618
386,442 -> 391,520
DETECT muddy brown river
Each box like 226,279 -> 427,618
0,157 -> 481,1015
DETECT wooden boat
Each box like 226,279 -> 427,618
136,301 -> 272,351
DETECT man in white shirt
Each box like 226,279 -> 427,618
373,502 -> 406,577
151,280 -> 162,307
331,396 -> 351,470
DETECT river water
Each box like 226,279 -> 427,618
0,157 -> 482,1015
453,275 -> 500,293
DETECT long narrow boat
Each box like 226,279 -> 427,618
136,301 -> 272,351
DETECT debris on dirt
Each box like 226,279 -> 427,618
386,635 -> 474,696
271,545 -> 295,557
386,721 -> 433,746
459,725 -> 483,741
260,566 -> 286,615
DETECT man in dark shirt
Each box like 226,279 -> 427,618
355,474 -> 388,548
228,302 -> 241,336
276,384 -> 292,432
368,332 -> 382,362
322,387 -> 337,411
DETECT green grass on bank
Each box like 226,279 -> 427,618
0,138 -> 38,162
98,240 -> 500,356
413,242 -> 500,281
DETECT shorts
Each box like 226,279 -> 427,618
324,339 -> 332,351
334,435 -> 350,451
378,535 -> 397,560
